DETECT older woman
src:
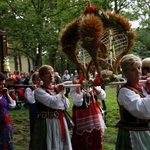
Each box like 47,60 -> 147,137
31,65 -> 72,150
116,54 -> 150,150
0,72 -> 16,149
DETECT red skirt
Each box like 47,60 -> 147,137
72,99 -> 104,150
71,128 -> 103,150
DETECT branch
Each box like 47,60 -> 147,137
8,47 -> 35,60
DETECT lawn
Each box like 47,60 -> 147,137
9,85 -> 119,150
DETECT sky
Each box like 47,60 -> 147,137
130,20 -> 140,29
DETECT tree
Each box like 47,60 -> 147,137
126,0 -> 150,58
0,0 -> 149,73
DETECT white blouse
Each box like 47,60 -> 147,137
118,87 -> 150,119
24,87 -> 35,104
34,87 -> 70,110
0,95 -> 16,109
8,100 -> 16,109
70,86 -> 106,107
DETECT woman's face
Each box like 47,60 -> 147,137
41,68 -> 54,83
0,80 -> 5,91
33,76 -> 41,86
125,63 -> 142,81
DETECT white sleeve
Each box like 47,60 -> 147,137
34,87 -> 70,110
70,87 -> 83,107
24,88 -> 35,104
62,98 -> 70,109
8,100 -> 16,109
118,87 -> 150,119
94,86 -> 106,100
142,86 -> 149,97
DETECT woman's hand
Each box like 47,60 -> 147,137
93,86 -> 101,95
72,79 -> 78,84
58,83 -> 65,91
32,84 -> 37,90
2,87 -> 8,95
55,83 -> 65,96
2,87 -> 14,104
72,79 -> 81,94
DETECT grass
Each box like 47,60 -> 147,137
9,85 -> 119,150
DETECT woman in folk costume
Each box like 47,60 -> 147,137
0,73 -> 16,149
31,65 -> 72,150
116,54 -> 150,150
70,70 -> 106,150
24,72 -> 41,149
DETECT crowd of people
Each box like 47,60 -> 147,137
1,54 -> 150,150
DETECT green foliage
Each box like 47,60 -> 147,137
0,0 -> 149,71
132,26 -> 150,58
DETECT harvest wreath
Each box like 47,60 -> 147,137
60,1 -> 135,86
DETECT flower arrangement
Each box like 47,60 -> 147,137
83,6 -> 99,15
78,74 -> 124,87
3,57 -> 10,73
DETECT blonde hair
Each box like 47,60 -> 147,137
120,54 -> 142,73
142,58 -> 150,69
39,65 -> 53,78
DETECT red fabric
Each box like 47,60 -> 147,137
72,128 -> 103,150
9,91 -> 16,100
72,91 -> 102,135
16,88 -> 25,100
71,91 -> 103,149
13,74 -> 21,84
93,77 -> 101,86
83,6 -> 99,15
78,77 -> 85,84
58,111 -> 66,141
4,114 -> 13,127
124,81 -> 142,92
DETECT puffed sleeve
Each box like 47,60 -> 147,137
34,87 -> 70,110
24,87 -> 35,104
142,86 -> 149,96
118,87 -> 150,119
94,86 -> 106,100
8,100 -> 16,109
70,87 -> 84,107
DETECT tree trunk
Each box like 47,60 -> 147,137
14,55 -> 18,71
27,58 -> 31,72
114,0 -> 118,14
18,55 -> 22,71
35,44 -> 42,67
